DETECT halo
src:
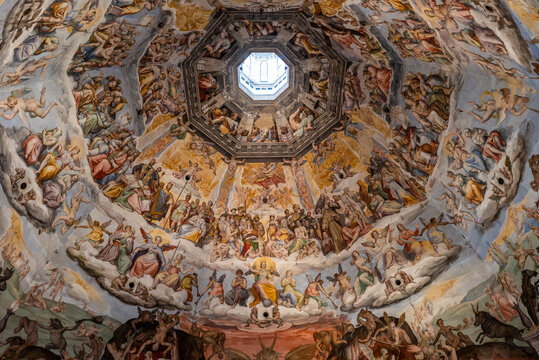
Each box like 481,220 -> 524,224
252,257 -> 276,272
148,229 -> 170,244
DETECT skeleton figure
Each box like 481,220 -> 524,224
110,275 -> 150,301
10,168 -> 36,205
489,158 -> 514,200
384,270 -> 413,296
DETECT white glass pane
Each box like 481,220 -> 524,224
238,52 -> 289,100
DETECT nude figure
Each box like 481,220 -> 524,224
48,278 -> 64,303
107,329 -> 135,360
462,49 -> 535,79
0,55 -> 57,87
468,88 -> 532,124
23,283 -> 47,310
135,311 -> 179,358
0,87 -> 57,126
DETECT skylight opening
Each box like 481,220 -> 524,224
238,52 -> 289,101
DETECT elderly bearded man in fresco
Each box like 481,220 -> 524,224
130,229 -> 175,278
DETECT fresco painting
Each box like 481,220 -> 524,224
0,0 -> 536,358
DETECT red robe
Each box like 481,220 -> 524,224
88,152 -> 128,180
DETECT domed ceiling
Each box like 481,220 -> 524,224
0,0 -> 537,358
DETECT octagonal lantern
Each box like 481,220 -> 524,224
238,52 -> 289,101
181,9 -> 348,162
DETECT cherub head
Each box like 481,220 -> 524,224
6,95 -> 18,108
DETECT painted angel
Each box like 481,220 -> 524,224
199,270 -> 226,307
305,273 -> 335,309
74,215 -> 112,249
0,87 -> 57,127
174,161 -> 202,189
245,258 -> 279,307
326,263 -> 355,307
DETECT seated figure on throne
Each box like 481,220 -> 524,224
246,257 -> 279,308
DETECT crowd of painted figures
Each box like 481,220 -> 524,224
61,121 -> 443,265
138,29 -> 195,122
310,12 -> 394,116
192,19 -> 332,143
359,0 -> 509,63
60,12 -> 453,269
14,125 -> 85,213
9,0 -> 516,276
9,0 -> 99,66
69,20 -> 139,74
0,0 -> 536,356
74,192 -> 461,312
3,216 -> 539,360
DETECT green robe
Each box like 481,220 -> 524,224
115,237 -> 132,274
